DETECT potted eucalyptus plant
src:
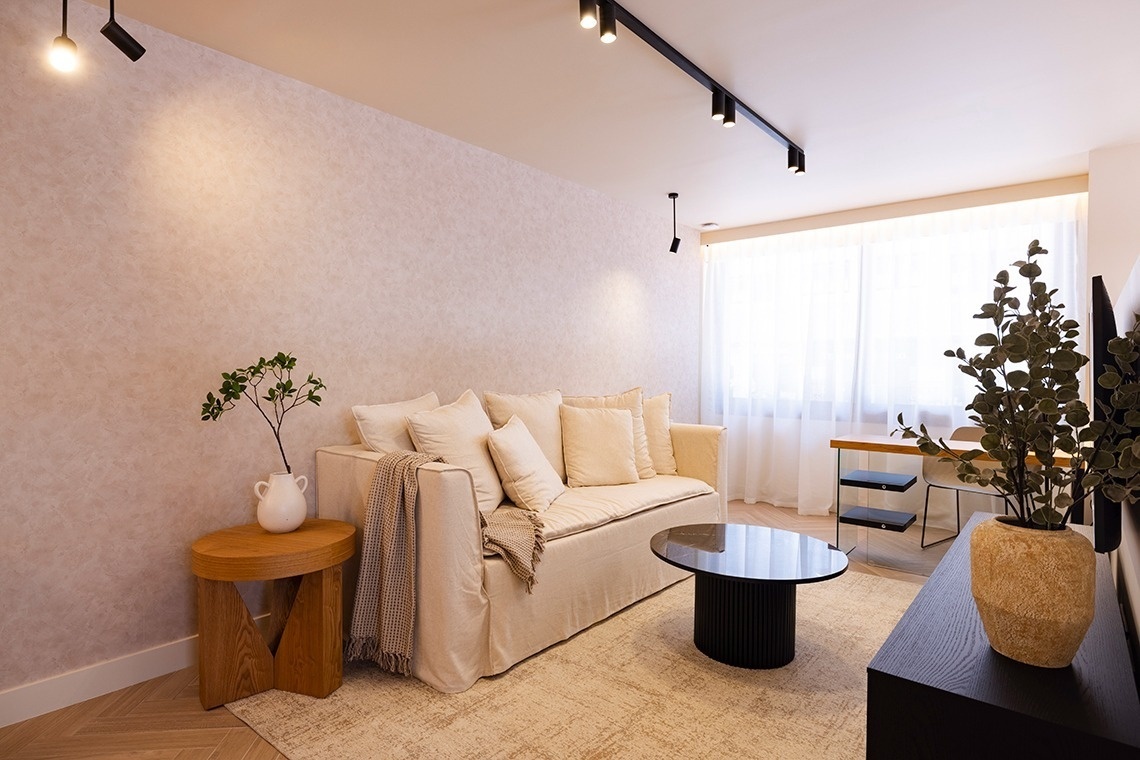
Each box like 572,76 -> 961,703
896,240 -> 1140,667
201,352 -> 325,533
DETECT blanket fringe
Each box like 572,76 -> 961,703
345,636 -> 411,676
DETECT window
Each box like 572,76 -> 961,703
701,193 -> 1087,513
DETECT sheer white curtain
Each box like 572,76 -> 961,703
701,193 -> 1088,514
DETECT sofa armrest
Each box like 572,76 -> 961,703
315,445 -> 490,692
670,423 -> 728,521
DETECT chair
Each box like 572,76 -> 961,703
920,426 -> 1001,548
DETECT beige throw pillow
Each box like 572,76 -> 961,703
559,405 -> 639,487
563,387 -> 655,479
643,392 -> 678,475
484,389 -> 565,482
406,389 -> 504,514
351,392 -> 440,454
488,416 -> 565,512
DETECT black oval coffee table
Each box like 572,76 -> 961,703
651,523 -> 848,668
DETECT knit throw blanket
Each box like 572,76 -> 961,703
482,506 -> 546,593
346,452 -> 547,676
345,451 -> 440,675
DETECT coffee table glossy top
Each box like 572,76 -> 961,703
651,523 -> 848,584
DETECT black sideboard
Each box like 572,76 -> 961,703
867,513 -> 1140,759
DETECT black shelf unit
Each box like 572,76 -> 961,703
838,506 -> 917,532
834,460 -> 919,551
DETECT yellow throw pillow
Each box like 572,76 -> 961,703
643,392 -> 678,475
563,387 -> 655,479
488,416 -> 565,512
559,405 -> 639,488
406,389 -> 504,514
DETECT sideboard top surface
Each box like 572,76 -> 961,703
868,512 -> 1140,748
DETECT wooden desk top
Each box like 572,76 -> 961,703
830,433 -> 1072,467
191,518 -> 355,582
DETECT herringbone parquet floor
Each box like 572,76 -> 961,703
0,664 -> 285,759
0,501 -> 936,759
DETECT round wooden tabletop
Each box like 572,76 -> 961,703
191,518 -> 356,581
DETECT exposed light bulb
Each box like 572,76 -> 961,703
50,35 -> 77,72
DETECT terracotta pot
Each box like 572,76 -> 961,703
970,516 -> 1095,668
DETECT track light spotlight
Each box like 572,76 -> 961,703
102,0 -> 145,61
668,192 -> 680,254
788,147 -> 806,174
723,97 -> 736,128
579,0 -> 598,29
599,1 -> 617,43
711,89 -> 725,121
49,0 -> 77,72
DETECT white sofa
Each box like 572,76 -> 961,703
315,421 -> 727,693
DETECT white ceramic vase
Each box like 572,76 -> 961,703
254,471 -> 309,533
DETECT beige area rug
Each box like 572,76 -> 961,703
229,571 -> 920,760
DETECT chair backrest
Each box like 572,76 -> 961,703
921,426 -> 984,481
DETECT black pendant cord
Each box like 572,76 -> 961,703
672,195 -> 677,238
61,0 -> 68,36
108,0 -> 115,21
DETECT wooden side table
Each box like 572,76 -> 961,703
191,518 -> 355,709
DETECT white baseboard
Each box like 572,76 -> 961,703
0,614 -> 268,728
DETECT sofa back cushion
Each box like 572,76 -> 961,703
559,405 -> 639,488
487,416 -> 565,512
643,392 -> 678,476
563,387 -> 655,479
351,392 -> 440,454
407,389 -> 504,514
484,389 -> 565,482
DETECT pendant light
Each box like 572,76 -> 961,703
49,0 -> 78,72
668,193 -> 680,254
599,1 -> 617,43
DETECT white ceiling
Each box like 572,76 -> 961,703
92,0 -> 1140,231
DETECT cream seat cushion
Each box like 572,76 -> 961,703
540,476 -> 714,541
563,387 -> 655,479
643,392 -> 678,475
559,405 -> 639,488
407,389 -> 504,514
351,392 -> 440,454
487,416 -> 565,512
484,389 -> 565,482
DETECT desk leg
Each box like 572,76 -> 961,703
274,565 -> 344,698
196,578 -> 274,710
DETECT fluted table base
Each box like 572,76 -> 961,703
693,574 -> 796,669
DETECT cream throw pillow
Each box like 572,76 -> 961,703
643,392 -> 678,475
559,405 -> 639,487
406,389 -> 504,514
351,392 -> 440,454
488,416 -> 565,512
563,387 -> 655,479
484,389 -> 565,482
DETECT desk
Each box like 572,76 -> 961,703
830,434 -> 1076,551
829,433 -> 1073,467
191,519 -> 355,709
867,513 -> 1140,758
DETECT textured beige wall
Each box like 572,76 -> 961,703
0,0 -> 700,692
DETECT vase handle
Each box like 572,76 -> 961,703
254,480 -> 270,501
294,475 -> 308,494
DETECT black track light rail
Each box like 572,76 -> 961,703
606,1 -> 802,155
